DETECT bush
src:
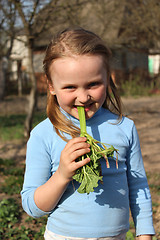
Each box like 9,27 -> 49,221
120,76 -> 153,97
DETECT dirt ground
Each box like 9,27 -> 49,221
0,95 -> 160,237
121,96 -> 160,173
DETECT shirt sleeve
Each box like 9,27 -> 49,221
126,123 -> 155,236
21,130 -> 52,218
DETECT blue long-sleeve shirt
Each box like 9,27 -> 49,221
21,107 -> 155,238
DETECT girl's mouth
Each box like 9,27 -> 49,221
74,103 -> 93,112
84,106 -> 90,112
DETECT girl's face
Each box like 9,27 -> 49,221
49,55 -> 107,119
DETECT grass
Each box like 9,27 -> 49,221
0,112 -> 46,141
0,110 -> 48,238
0,156 -> 47,239
0,198 -> 20,228
119,75 -> 157,97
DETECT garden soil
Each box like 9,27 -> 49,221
0,95 -> 160,237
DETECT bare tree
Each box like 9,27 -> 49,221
9,0 -> 41,137
88,0 -> 125,45
118,0 -> 160,52
87,0 -> 160,53
32,0 -> 92,46
9,0 -> 90,138
0,0 -> 17,99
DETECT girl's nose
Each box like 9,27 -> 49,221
77,90 -> 91,104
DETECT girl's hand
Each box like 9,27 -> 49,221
137,235 -> 152,240
57,137 -> 90,182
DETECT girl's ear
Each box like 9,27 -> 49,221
48,81 -> 56,95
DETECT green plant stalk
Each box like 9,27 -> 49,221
77,106 -> 87,134
73,106 -> 118,194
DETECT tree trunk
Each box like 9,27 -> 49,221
0,60 -> 5,100
10,0 -> 38,138
0,58 -> 7,100
24,43 -> 37,138
17,60 -> 23,96
24,87 -> 37,138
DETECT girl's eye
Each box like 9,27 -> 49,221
64,86 -> 75,89
89,82 -> 100,88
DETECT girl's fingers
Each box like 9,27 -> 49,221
71,141 -> 90,153
71,147 -> 90,160
63,137 -> 90,161
65,137 -> 88,150
75,157 -> 90,169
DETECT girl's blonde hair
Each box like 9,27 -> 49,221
43,27 -> 122,141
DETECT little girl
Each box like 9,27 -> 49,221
21,27 -> 155,239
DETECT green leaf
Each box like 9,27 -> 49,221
73,165 -> 103,194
